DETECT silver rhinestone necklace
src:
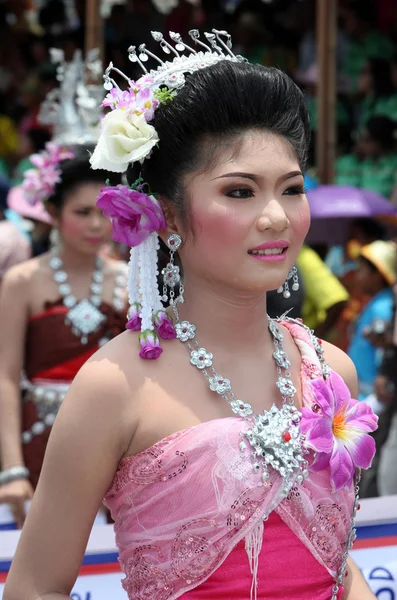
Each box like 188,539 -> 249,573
49,251 -> 106,344
173,306 -> 328,491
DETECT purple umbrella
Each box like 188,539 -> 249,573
306,185 -> 397,244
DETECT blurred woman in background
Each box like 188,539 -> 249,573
0,144 -> 127,527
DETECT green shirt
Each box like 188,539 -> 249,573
307,96 -> 350,132
335,153 -> 397,199
358,95 -> 397,131
342,31 -> 396,92
335,154 -> 362,188
361,154 -> 397,198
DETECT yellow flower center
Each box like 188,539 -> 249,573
332,408 -> 347,441
144,100 -> 152,109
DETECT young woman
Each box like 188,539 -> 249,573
0,144 -> 127,527
4,31 -> 377,599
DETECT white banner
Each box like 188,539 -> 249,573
1,496 -> 397,598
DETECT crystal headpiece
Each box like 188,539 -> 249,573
104,29 -> 245,92
39,48 -> 104,145
90,29 -> 246,358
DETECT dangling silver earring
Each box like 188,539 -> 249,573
277,265 -> 299,299
162,234 -> 184,306
49,227 -> 60,249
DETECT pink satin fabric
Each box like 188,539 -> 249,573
181,511 -> 333,599
104,321 -> 355,600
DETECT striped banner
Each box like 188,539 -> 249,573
1,496 -> 397,598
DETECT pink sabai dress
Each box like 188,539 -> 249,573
104,321 -> 357,600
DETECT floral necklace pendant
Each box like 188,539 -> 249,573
241,403 -> 308,486
49,252 -> 106,344
174,310 -> 315,489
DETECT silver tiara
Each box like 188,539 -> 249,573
104,29 -> 245,92
39,48 -> 104,145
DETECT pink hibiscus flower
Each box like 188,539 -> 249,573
300,371 -> 378,491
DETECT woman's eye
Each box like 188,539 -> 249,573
75,209 -> 91,215
283,186 -> 306,196
225,187 -> 255,199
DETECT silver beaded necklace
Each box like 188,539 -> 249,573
173,305 -> 329,491
49,251 -> 106,344
173,302 -> 357,600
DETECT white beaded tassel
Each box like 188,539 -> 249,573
138,233 -> 163,331
127,246 -> 140,307
153,234 -> 165,313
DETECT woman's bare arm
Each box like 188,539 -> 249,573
344,557 -> 376,599
0,265 -> 35,526
0,265 -> 30,469
3,345 -> 137,600
323,342 -> 376,600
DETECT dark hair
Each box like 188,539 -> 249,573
350,218 -> 386,242
345,1 -> 376,25
365,115 -> 397,151
360,256 -> 388,287
366,58 -> 395,98
27,128 -> 52,153
47,144 -> 117,211
129,61 -> 310,224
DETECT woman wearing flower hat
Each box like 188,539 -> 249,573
5,31 -> 377,600
0,149 -> 128,531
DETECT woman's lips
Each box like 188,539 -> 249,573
248,240 -> 289,262
85,237 -> 103,245
248,247 -> 288,262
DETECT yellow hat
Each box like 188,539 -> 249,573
360,241 -> 397,286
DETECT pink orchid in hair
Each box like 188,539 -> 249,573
102,75 -> 159,122
301,371 -> 378,491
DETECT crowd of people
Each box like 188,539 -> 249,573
0,0 -> 396,508
0,1 -> 395,599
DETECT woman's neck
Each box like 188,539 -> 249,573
177,276 -> 271,353
54,244 -> 99,273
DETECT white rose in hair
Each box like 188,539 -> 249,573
90,110 -> 159,173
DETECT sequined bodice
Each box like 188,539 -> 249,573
104,322 -> 355,600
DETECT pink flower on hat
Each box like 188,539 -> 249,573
22,142 -> 74,205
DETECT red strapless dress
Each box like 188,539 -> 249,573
23,299 -> 126,488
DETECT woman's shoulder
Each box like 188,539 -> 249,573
322,340 -> 358,398
79,329 -> 162,393
1,254 -> 49,290
68,332 -> 146,446
103,256 -> 128,277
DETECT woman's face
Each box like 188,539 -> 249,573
55,182 -> 112,255
177,131 -> 311,295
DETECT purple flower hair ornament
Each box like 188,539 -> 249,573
97,181 -> 172,360
300,371 -> 378,491
96,184 -> 166,247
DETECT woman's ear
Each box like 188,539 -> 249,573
45,203 -> 60,228
158,197 -> 184,244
